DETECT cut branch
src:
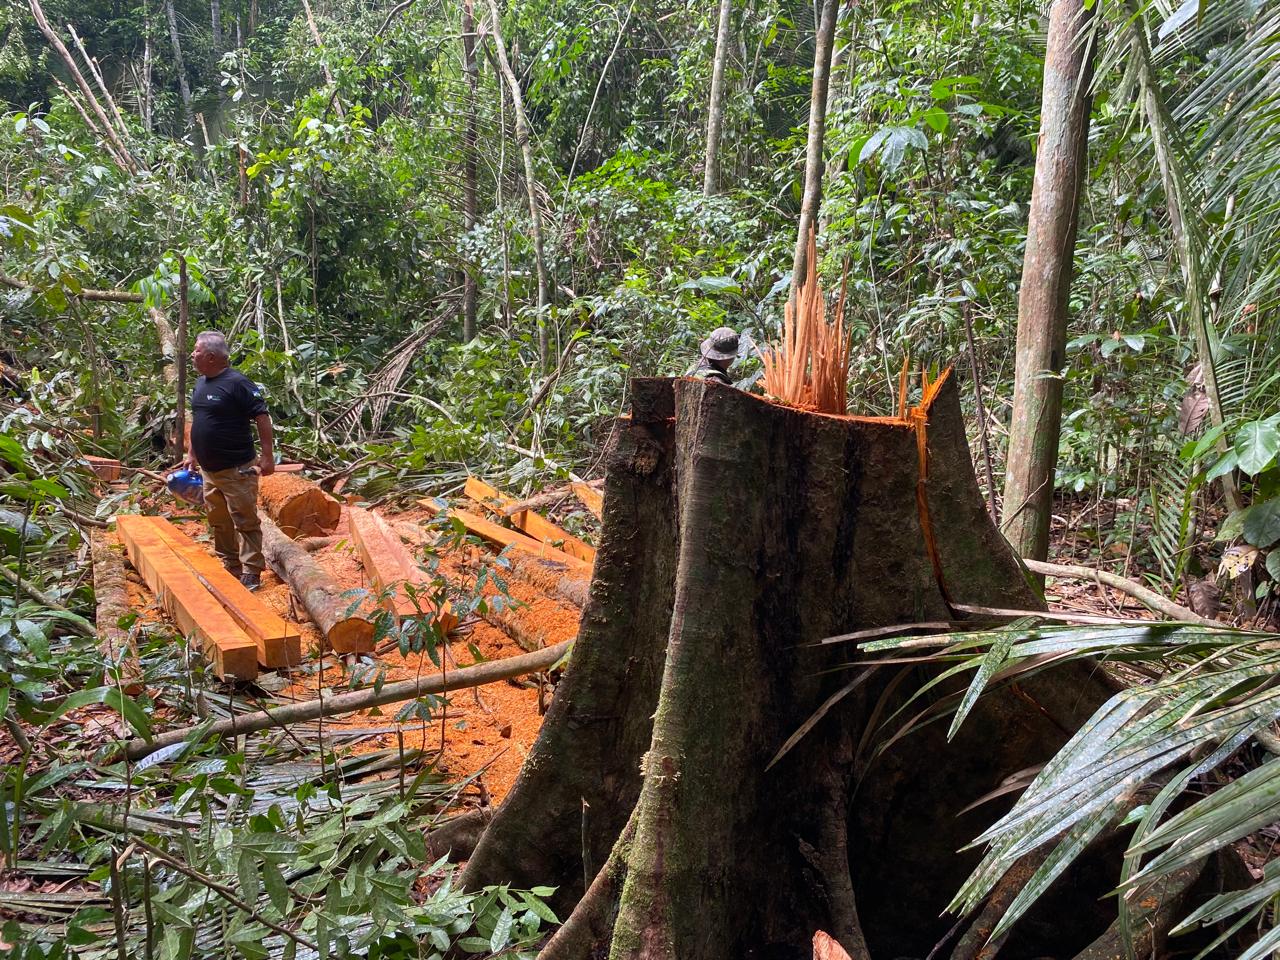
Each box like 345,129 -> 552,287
120,639 -> 571,760
1021,558 -> 1216,626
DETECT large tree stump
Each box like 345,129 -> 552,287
461,374 -> 1188,960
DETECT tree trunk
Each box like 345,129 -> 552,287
461,0 -> 479,341
27,0 -> 138,173
703,0 -> 734,196
174,256 -> 188,458
91,530 -> 142,694
484,0 -> 551,370
165,0 -> 193,132
260,516 -> 375,652
791,0 -> 839,284
210,0 -> 222,55
999,0 -> 1097,564
461,374 -> 1149,960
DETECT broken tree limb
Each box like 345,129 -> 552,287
261,516 -> 374,652
1022,557 -> 1216,626
1,563 -> 95,636
90,530 -> 142,693
259,473 -> 341,538
0,270 -> 145,304
26,0 -> 139,174
500,480 -> 602,517
120,639 -> 572,761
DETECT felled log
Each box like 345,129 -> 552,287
119,639 -> 572,761
90,530 -> 143,694
258,473 -> 341,538
261,516 -> 374,653
571,481 -> 603,519
500,479 -> 603,517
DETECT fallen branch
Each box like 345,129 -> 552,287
0,269 -> 144,304
0,564 -> 95,636
501,480 -> 602,517
120,638 -> 573,761
91,530 -> 142,693
1021,558 -> 1216,627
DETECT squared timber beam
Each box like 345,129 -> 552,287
115,515 -> 258,680
348,506 -> 458,633
145,517 -> 303,668
463,476 -> 596,564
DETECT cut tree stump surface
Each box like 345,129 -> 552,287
116,515 -> 258,680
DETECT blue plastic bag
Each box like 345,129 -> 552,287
166,468 -> 205,505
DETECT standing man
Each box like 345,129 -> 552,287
694,326 -> 740,385
185,331 -> 275,591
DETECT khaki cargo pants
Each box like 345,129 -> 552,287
201,462 -> 264,576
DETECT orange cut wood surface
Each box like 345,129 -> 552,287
258,473 -> 341,537
571,481 -> 603,519
85,456 -> 122,481
418,500 -> 593,577
348,506 -> 457,632
115,515 -> 258,680
146,517 -> 302,668
462,477 -> 596,563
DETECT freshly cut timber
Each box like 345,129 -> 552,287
146,517 -> 303,668
459,375 -> 1191,960
258,473 -> 341,538
115,515 -> 257,680
418,499 -> 592,577
84,455 -> 123,481
261,516 -> 375,653
90,529 -> 142,694
463,476 -> 596,564
348,506 -> 457,632
570,481 -> 603,519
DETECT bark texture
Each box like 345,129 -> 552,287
261,516 -> 374,652
703,0 -> 734,195
461,0 -> 480,342
1000,0 -> 1097,563
462,373 -> 1141,960
791,0 -> 840,283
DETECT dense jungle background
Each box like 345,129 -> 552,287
4,0 -> 1280,955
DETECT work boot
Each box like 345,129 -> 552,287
239,572 -> 262,593
222,560 -> 243,578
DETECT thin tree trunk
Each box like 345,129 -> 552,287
210,0 -> 222,55
175,256 -> 188,458
484,0 -> 551,370
300,0 -> 340,106
791,0 -> 839,283
142,0 -> 154,132
165,0 -> 194,131
703,0 -> 734,196
461,0 -> 480,341
999,0 -> 1097,564
27,0 -> 138,173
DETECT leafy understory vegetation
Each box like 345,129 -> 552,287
2,0 -> 1280,954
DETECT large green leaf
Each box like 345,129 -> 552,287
1234,419 -> 1280,476
1242,497 -> 1280,549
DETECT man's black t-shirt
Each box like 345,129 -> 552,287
190,368 -> 268,472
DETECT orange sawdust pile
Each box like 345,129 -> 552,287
122,501 -> 577,803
